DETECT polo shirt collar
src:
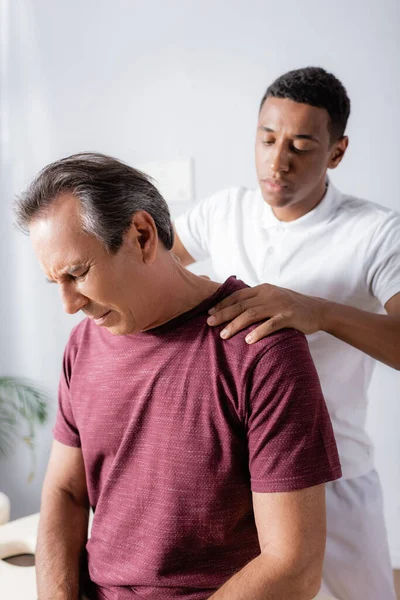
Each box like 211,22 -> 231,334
261,178 -> 340,232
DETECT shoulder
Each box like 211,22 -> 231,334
211,281 -> 307,364
221,324 -> 310,378
336,189 -> 400,230
249,328 -> 310,367
338,193 -> 400,262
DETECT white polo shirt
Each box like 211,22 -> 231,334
174,181 -> 400,479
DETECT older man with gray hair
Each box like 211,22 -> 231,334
15,152 -> 340,600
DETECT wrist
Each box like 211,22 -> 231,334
317,297 -> 335,332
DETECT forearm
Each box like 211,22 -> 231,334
36,487 -> 89,600
209,553 -> 320,600
321,300 -> 400,369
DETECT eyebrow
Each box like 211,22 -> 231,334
259,126 -> 318,141
45,264 -> 88,284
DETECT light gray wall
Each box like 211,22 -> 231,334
1,0 -> 399,564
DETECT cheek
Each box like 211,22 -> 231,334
294,154 -> 326,179
83,272 -> 121,305
82,282 -> 111,304
255,144 -> 266,171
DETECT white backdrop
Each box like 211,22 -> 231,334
0,0 -> 399,565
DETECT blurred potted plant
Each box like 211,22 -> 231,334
0,376 -> 49,483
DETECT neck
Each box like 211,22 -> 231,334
272,178 -> 328,222
140,254 -> 220,331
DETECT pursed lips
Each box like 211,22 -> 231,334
262,178 -> 289,190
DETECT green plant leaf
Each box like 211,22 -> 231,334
0,377 -> 49,479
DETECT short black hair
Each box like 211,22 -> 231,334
260,67 -> 351,141
14,152 -> 174,253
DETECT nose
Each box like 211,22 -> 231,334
59,282 -> 88,314
270,143 -> 290,173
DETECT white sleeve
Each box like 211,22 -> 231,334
365,211 -> 400,307
174,190 -> 229,262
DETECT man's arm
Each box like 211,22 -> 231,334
36,440 -> 89,600
172,228 -> 196,267
209,485 -> 326,600
206,286 -> 400,370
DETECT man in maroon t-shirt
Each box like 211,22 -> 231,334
16,153 -> 341,600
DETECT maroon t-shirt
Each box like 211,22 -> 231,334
54,277 -> 341,600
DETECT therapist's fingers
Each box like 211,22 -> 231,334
208,287 -> 260,315
207,300 -> 266,327
244,314 -> 289,344
211,305 -> 272,339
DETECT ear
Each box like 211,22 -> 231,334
124,211 -> 159,264
328,136 -> 349,170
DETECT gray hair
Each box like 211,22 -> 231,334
14,152 -> 174,252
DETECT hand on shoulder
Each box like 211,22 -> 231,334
207,283 -> 327,343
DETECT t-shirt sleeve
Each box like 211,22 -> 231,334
245,331 -> 341,493
174,190 -> 228,262
53,337 -> 81,448
365,212 -> 400,307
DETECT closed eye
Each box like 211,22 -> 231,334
69,267 -> 90,282
291,146 -> 311,154
45,266 -> 91,284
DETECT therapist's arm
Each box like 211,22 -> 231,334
36,440 -> 89,600
209,485 -> 326,600
207,285 -> 400,370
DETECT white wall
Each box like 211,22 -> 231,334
1,0 -> 399,564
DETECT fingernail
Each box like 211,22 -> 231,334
208,307 -> 216,315
245,334 -> 253,344
220,328 -> 229,339
207,316 -> 216,325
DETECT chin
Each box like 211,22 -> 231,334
107,326 -> 129,336
104,325 -> 122,336
104,320 -> 127,336
259,183 -> 292,207
108,320 -> 139,336
261,191 -> 293,208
